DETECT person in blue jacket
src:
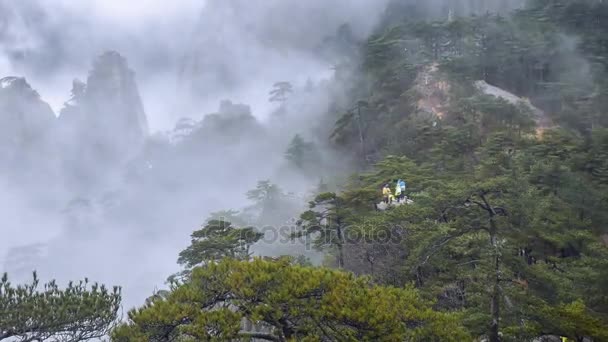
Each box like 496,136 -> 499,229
398,179 -> 407,201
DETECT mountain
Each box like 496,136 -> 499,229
74,51 -> 148,151
0,76 -> 55,173
194,100 -> 262,141
57,51 -> 148,190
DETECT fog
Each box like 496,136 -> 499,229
0,0 -> 391,309
0,0 -> 390,129
1,0 -> 204,128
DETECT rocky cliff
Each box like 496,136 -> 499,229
57,51 -> 149,190
0,76 -> 56,171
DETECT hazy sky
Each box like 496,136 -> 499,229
53,0 -> 205,21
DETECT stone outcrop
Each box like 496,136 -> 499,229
0,76 -> 56,170
414,63 -> 552,134
59,51 -> 148,153
57,51 -> 149,190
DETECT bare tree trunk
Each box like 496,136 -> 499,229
490,240 -> 501,342
336,213 -> 346,268
336,227 -> 345,268
355,106 -> 365,163
476,192 -> 502,342
366,252 -> 375,276
488,205 -> 501,342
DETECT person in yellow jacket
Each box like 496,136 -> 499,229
382,184 -> 393,204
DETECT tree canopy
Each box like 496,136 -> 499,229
112,258 -> 469,342
177,219 -> 263,269
0,273 -> 121,342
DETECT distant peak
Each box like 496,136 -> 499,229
87,50 -> 139,95
90,51 -> 131,78
72,78 -> 86,89
99,50 -> 125,60
71,79 -> 86,96
218,100 -> 252,117
1,76 -> 29,90
0,76 -> 41,99
64,79 -> 86,107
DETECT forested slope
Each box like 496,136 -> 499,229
114,1 -> 608,341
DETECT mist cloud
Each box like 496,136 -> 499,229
1,0 -> 389,130
0,0 -> 391,310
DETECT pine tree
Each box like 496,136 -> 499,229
113,259 -> 469,342
177,219 -> 262,269
1,273 -> 121,341
284,134 -> 320,170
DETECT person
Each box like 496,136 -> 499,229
394,181 -> 402,203
382,184 -> 392,204
399,179 -> 407,201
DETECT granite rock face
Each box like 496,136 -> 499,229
55,51 -> 149,191
0,76 -> 56,171
59,51 -> 148,155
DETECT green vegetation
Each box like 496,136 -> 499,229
285,134 -> 321,173
116,2 -> 608,340
269,82 -> 293,104
0,273 -> 121,341
310,1 -> 608,340
294,192 -> 350,268
177,220 -> 263,268
112,258 -> 469,342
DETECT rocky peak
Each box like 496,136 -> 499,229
1,76 -> 46,101
413,64 -> 552,134
58,79 -> 86,123
1,76 -> 24,89
0,75 -> 56,174
67,79 -> 86,105
0,76 -> 55,136
180,100 -> 263,147
55,52 -> 150,191
58,51 -> 149,158
202,100 -> 256,129
85,51 -> 148,137
164,117 -> 198,145
218,99 -> 252,118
